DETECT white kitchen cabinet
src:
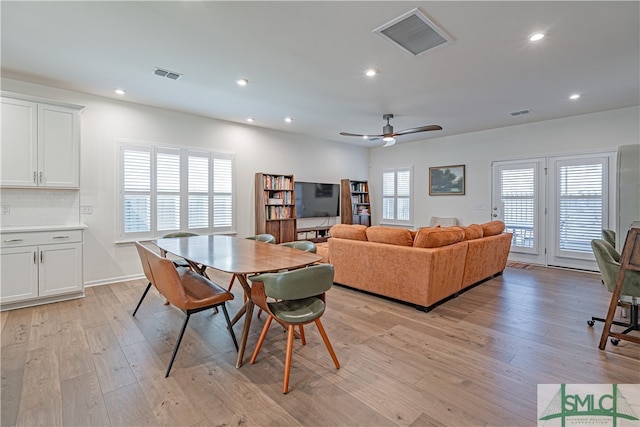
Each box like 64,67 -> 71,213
1,95 -> 81,188
0,228 -> 84,309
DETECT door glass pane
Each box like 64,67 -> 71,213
557,162 -> 603,253
500,167 -> 535,249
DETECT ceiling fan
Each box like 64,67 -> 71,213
340,114 -> 442,147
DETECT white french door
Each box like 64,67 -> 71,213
492,152 -> 615,270
492,159 -> 546,265
547,154 -> 613,270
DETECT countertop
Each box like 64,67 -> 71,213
1,224 -> 88,233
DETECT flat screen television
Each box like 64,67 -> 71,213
295,181 -> 340,218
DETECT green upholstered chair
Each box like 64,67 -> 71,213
134,242 -> 237,377
246,234 -> 276,244
588,239 -> 640,344
161,232 -> 200,269
602,229 -> 616,248
279,240 -> 317,253
227,234 -> 276,297
249,264 -> 340,393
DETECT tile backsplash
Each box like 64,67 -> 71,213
0,189 -> 80,227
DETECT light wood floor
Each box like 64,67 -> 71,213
2,265 -> 639,426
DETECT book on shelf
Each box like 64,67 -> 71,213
263,175 -> 292,190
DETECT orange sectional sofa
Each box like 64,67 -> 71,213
327,221 -> 512,311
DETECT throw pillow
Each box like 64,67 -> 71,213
413,227 -> 464,248
328,224 -> 368,241
366,226 -> 413,246
481,220 -> 505,236
461,224 -> 483,240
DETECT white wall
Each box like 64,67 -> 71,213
1,78 -> 369,285
369,106 -> 640,228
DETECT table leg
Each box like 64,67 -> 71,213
234,274 -> 254,368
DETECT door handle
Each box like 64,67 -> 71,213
3,239 -> 24,243
492,214 -> 498,217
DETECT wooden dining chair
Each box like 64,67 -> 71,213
134,242 -> 238,377
248,264 -> 340,393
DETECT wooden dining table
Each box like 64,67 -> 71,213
153,234 -> 322,367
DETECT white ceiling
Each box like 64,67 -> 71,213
2,1 -> 638,147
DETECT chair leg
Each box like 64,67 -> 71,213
220,304 -> 239,351
132,283 -> 152,316
299,325 -> 306,345
283,324 -> 295,394
315,319 -> 340,369
250,316 -> 273,364
228,274 -> 247,303
166,313 -> 191,378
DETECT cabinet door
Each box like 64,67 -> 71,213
38,104 -> 80,188
0,246 -> 39,303
38,243 -> 83,297
1,98 -> 38,187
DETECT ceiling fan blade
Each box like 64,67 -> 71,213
393,125 -> 443,136
340,131 -> 384,139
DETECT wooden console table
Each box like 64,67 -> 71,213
599,221 -> 640,349
297,226 -> 331,243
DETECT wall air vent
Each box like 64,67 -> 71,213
154,67 -> 183,80
374,8 -> 453,57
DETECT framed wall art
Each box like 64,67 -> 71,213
429,165 -> 465,195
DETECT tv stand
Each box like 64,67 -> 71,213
297,226 -> 331,243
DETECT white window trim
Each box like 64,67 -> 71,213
380,166 -> 414,226
116,139 -> 235,243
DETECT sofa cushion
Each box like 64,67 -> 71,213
366,226 -> 413,247
413,227 -> 464,248
481,220 -> 506,237
329,224 -> 368,241
461,224 -> 483,241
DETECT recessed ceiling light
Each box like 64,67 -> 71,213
569,94 -> 581,100
236,78 -> 249,86
246,117 -> 255,123
529,33 -> 545,42
284,117 -> 293,123
365,69 -> 377,77
114,88 -> 126,95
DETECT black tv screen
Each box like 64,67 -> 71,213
295,181 -> 340,218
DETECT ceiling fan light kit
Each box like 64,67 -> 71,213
340,113 -> 442,147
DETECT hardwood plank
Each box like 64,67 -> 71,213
1,342 -> 28,427
102,382 -> 156,426
60,372 -> 111,426
15,346 -> 62,426
84,324 -> 137,394
120,340 -> 203,426
58,319 -> 95,381
26,304 -> 60,352
1,307 -> 33,347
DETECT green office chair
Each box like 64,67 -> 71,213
249,264 -> 340,393
588,239 -> 640,345
602,229 -> 616,248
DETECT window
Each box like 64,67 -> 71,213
555,158 -> 606,253
118,141 -> 234,241
382,167 -> 413,224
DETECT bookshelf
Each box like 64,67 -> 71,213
255,172 -> 297,243
340,179 -> 371,226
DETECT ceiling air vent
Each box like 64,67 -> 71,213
154,67 -> 183,80
374,8 -> 452,57
510,109 -> 531,116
